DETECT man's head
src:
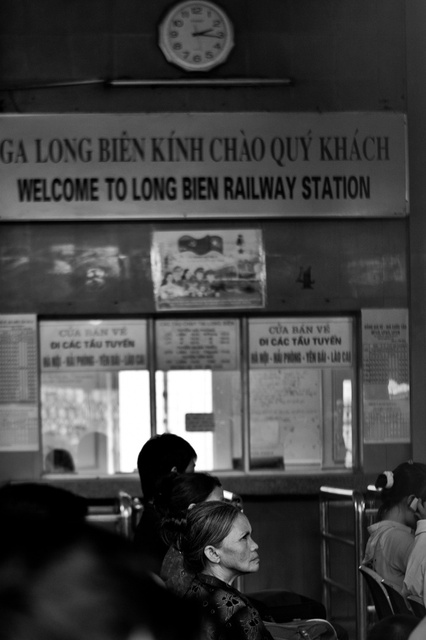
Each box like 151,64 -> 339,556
137,434 -> 197,502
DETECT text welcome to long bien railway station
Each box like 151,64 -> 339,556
0,112 -> 407,219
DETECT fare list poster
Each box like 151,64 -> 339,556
156,319 -> 239,371
0,314 -> 39,451
362,309 -> 410,443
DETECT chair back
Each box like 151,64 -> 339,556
407,595 -> 426,619
358,565 -> 394,620
382,580 -> 414,616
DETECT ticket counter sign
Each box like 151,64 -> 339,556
39,320 -> 147,371
249,317 -> 353,368
0,112 -> 407,219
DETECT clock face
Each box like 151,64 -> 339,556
159,1 -> 234,72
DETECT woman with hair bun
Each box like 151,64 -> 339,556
179,501 -> 274,640
363,460 -> 426,592
155,471 -> 223,594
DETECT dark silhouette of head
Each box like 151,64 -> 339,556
0,516 -> 202,640
0,481 -> 87,525
45,448 -> 76,473
155,472 -> 222,546
137,434 -> 197,502
374,461 -> 426,520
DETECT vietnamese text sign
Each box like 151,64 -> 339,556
0,112 -> 407,219
362,309 -> 410,443
156,319 -> 239,370
249,317 -> 353,368
40,320 -> 147,371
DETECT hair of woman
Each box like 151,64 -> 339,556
179,501 -> 241,574
155,472 -> 222,546
374,460 -> 426,520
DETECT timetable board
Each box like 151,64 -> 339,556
0,315 -> 39,451
362,309 -> 410,443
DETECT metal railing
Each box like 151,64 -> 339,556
86,491 -> 142,539
319,486 -> 378,640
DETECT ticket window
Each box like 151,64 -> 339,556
39,317 -> 242,475
39,316 -> 355,476
248,317 -> 355,471
40,320 -> 151,475
154,319 -> 243,471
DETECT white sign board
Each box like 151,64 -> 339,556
39,320 -> 147,371
249,317 -> 353,368
0,112 -> 407,219
156,318 -> 239,370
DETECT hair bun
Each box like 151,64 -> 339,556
383,470 -> 394,488
375,470 -> 394,490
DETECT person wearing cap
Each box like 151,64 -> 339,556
363,461 -> 426,592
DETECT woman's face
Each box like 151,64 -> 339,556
214,513 -> 259,579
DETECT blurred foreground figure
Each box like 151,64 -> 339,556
0,509 -> 201,640
0,481 -> 88,522
367,615 -> 419,640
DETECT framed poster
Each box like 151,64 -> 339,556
151,228 -> 266,310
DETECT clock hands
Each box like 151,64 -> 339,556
192,28 -> 222,38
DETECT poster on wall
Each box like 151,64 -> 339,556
151,229 -> 266,310
362,309 -> 410,443
0,314 -> 39,451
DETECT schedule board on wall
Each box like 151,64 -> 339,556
0,314 -> 39,451
250,368 -> 322,464
362,309 -> 410,443
156,319 -> 239,370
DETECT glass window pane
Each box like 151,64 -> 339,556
40,319 -> 150,475
41,370 -> 150,475
155,318 -> 242,471
248,317 -> 355,470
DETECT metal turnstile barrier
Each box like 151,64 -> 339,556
319,486 -> 379,640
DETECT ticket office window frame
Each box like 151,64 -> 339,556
39,315 -> 358,477
246,316 -> 357,473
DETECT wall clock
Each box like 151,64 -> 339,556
158,1 -> 234,72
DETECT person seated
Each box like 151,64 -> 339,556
133,433 -> 197,573
363,461 -> 426,592
157,471 -> 224,595
367,614 -> 419,640
179,500 -> 274,640
158,473 -> 326,626
403,491 -> 426,604
45,447 -> 76,473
